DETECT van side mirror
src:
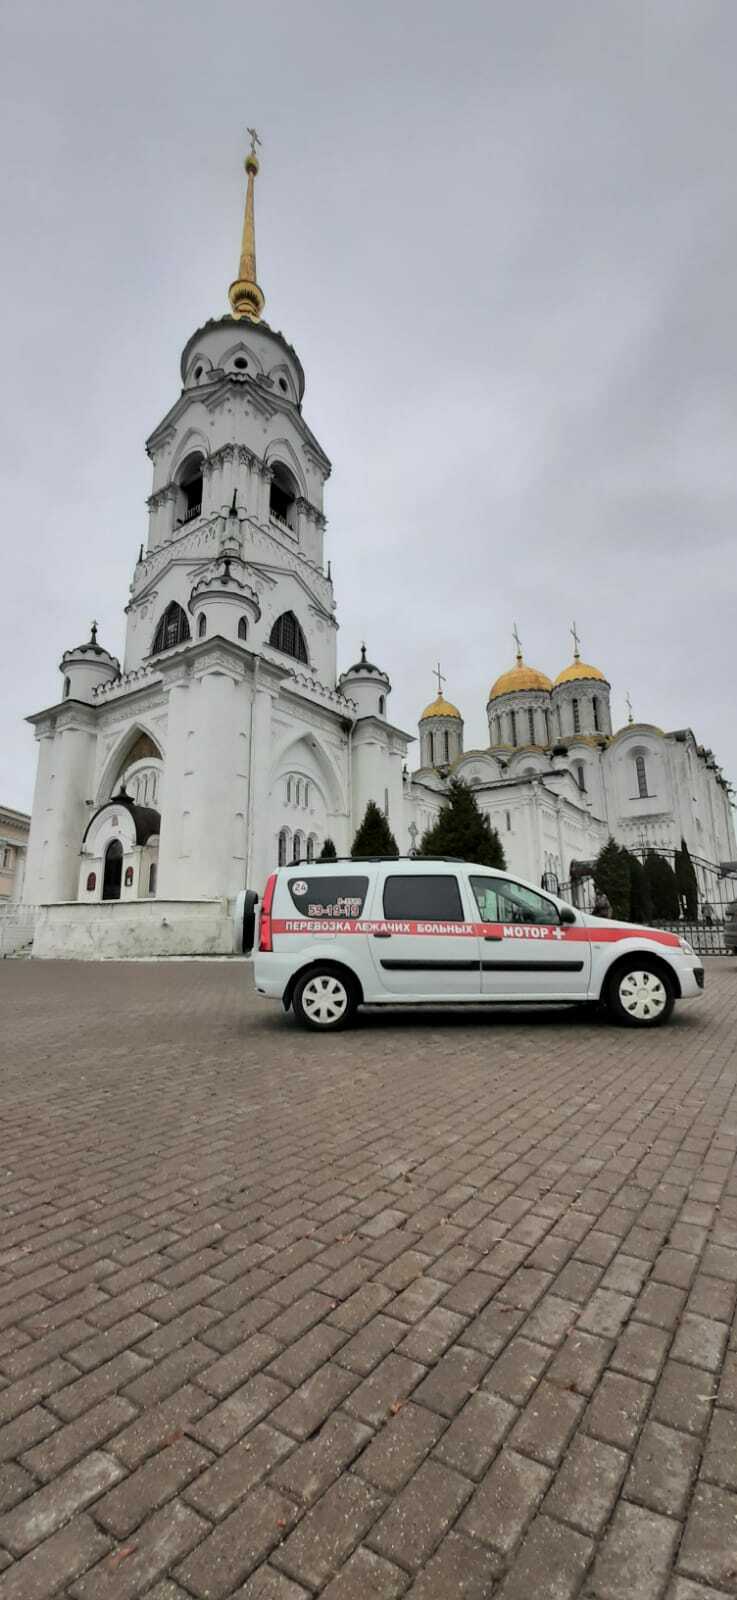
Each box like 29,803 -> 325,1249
559,905 -> 576,925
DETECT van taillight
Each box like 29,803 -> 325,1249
259,873 -> 277,953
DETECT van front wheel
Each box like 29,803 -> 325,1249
292,968 -> 358,1031
606,960 -> 675,1027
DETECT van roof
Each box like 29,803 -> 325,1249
278,857 -> 504,872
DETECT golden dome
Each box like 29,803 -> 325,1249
554,660 -> 608,687
420,694 -> 462,722
488,662 -> 552,701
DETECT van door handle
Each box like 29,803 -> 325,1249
483,933 -> 503,942
373,932 -> 392,939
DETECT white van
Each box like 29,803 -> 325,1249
252,857 -> 704,1031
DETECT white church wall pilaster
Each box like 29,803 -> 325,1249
247,680 -> 277,892
156,672 -> 192,897
22,730 -> 55,904
27,711 -> 97,904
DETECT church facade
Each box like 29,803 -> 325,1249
22,144 -> 735,956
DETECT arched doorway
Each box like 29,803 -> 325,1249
102,840 -> 123,901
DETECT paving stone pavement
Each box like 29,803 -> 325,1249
1,957 -> 737,1598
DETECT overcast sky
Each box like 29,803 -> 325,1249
2,0 -> 736,814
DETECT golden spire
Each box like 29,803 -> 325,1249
229,128 -> 265,322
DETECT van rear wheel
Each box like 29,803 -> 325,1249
606,960 -> 675,1028
292,968 -> 357,1031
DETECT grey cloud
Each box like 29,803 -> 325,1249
1,0 -> 735,805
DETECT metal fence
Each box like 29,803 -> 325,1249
555,847 -> 737,957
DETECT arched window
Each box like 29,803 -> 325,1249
544,709 -> 551,744
269,611 -> 308,664
509,710 -> 517,746
379,695 -> 385,716
428,731 -> 435,766
238,617 -> 248,641
63,676 -> 71,700
197,613 -> 206,639
528,708 -> 535,744
293,831 -> 304,863
286,777 -> 292,803
176,452 -> 204,526
152,602 -> 190,655
575,762 -> 586,791
635,754 -> 649,798
306,835 -> 315,863
304,782 -> 310,808
443,729 -> 450,762
495,716 -> 502,744
294,779 -> 302,807
148,862 -> 157,896
278,828 -> 289,866
269,462 -> 298,531
593,696 -> 600,732
572,698 -> 581,734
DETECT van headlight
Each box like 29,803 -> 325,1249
679,938 -> 695,956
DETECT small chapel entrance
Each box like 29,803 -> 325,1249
102,840 -> 123,901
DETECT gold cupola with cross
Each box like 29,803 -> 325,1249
551,623 -> 612,740
487,627 -> 553,750
419,665 -> 464,769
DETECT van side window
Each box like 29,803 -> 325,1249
471,876 -> 558,926
288,875 -> 369,917
383,875 -> 464,922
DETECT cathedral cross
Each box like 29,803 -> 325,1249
512,623 -> 523,661
570,620 -> 581,659
247,127 -> 262,156
434,662 -> 446,697
625,691 -> 634,724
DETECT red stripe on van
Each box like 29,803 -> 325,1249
269,918 -> 681,948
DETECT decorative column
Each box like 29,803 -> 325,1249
259,462 -> 274,524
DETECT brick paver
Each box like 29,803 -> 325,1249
0,957 -> 737,1594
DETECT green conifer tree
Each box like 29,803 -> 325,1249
644,850 -> 681,919
418,779 -> 506,868
675,839 -> 698,918
350,801 -> 399,859
593,837 -> 631,919
626,851 -> 653,924
318,838 -> 337,861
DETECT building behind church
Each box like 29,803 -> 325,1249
20,144 -> 735,958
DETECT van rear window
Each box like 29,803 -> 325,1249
288,876 -> 369,918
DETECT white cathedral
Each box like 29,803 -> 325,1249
23,141 -> 735,957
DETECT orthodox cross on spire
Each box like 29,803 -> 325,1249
570,620 -> 581,660
512,623 -> 523,663
90,621 -> 98,644
625,691 -> 634,724
229,129 -> 265,323
434,662 -> 446,697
